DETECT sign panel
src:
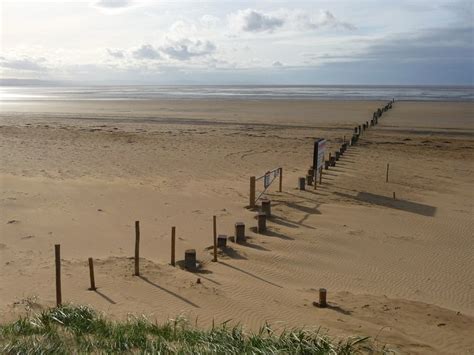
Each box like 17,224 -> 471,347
313,138 -> 326,171
263,169 -> 280,189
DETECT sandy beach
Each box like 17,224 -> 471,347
0,99 -> 473,354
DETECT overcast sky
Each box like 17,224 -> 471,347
1,0 -> 473,85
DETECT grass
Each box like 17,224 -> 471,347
0,305 -> 377,354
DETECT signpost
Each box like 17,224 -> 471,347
313,138 -> 326,180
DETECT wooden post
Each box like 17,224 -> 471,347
134,220 -> 140,276
212,216 -> 217,262
88,257 -> 96,291
279,168 -> 282,192
257,212 -> 266,233
249,176 -> 256,208
319,167 -> 323,185
319,288 -> 327,308
386,163 -> 390,183
55,244 -> 62,307
393,192 -> 396,200
298,177 -> 306,190
171,226 -> 176,266
313,169 -> 317,190
184,249 -> 197,270
235,222 -> 246,244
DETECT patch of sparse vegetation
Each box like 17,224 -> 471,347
0,305 -> 377,354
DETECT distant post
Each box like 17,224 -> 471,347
134,221 -> 140,276
54,244 -> 62,307
279,168 -> 283,192
212,216 -> 217,262
386,163 -> 390,183
249,176 -> 256,208
88,257 -> 96,291
171,226 -> 176,266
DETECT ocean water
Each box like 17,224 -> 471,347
0,85 -> 473,102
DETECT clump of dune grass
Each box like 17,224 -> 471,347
0,305 -> 376,354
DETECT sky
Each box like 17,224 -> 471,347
0,0 -> 473,85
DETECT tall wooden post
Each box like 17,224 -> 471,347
386,163 -> 390,183
279,168 -> 282,192
134,221 -> 140,276
54,244 -> 62,307
171,226 -> 176,266
212,216 -> 217,262
249,176 -> 256,208
88,257 -> 96,291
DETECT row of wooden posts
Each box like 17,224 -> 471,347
52,99 -> 396,308
53,209 -> 272,307
298,99 -> 395,190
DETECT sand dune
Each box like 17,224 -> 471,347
1,100 -> 473,354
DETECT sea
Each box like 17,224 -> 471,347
0,85 -> 473,102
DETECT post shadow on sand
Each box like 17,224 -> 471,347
335,191 -> 437,217
249,226 -> 294,240
312,302 -> 352,315
92,289 -> 116,305
217,245 -> 248,260
138,276 -> 199,308
219,261 -> 282,289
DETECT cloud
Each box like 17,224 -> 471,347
160,38 -> 216,61
93,0 -> 133,8
0,57 -> 47,71
304,10 -> 356,30
230,8 -> 356,33
232,9 -> 284,32
132,44 -> 161,60
106,48 -> 125,58
272,61 -> 283,67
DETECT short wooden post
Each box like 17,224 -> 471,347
134,221 -> 140,276
235,222 -> 246,244
306,174 -> 313,186
319,288 -> 327,308
88,257 -> 96,291
257,212 -> 266,233
184,249 -> 197,270
386,163 -> 390,183
261,199 -> 271,217
249,176 -> 256,208
278,168 -> 283,192
171,226 -> 176,266
393,192 -> 396,200
212,215 -> 217,262
55,244 -> 62,307
217,235 -> 227,248
298,177 -> 306,190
